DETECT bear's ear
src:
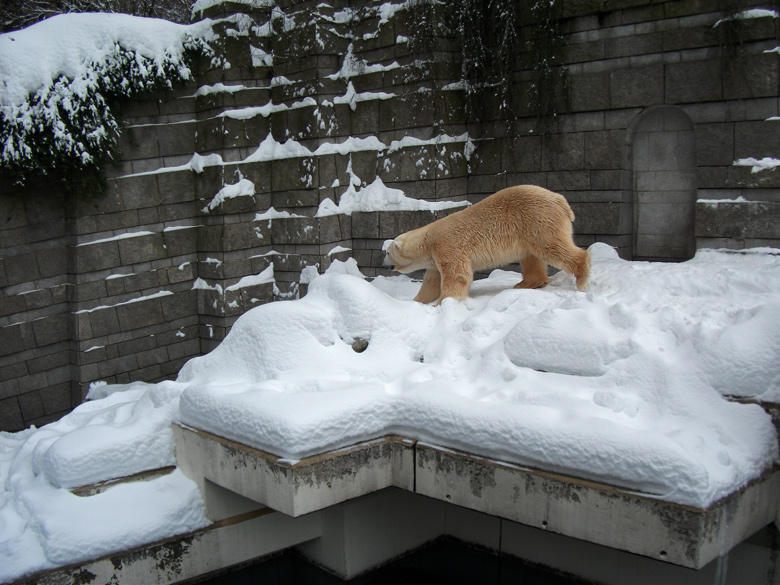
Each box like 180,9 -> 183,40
382,239 -> 394,251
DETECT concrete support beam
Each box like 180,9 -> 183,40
296,488 -> 446,579
174,424 -> 780,571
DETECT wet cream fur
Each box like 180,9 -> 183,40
384,185 -> 591,304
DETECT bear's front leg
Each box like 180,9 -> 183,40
436,260 -> 473,303
414,268 -> 442,304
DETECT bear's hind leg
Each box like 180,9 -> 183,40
539,244 -> 591,291
574,248 -> 591,290
515,254 -> 549,289
414,268 -> 442,304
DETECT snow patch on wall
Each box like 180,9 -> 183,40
714,8 -> 779,26
202,178 -> 256,212
224,266 -> 275,291
317,176 -> 468,216
734,157 -> 780,173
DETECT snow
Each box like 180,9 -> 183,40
326,43 -> 400,80
734,157 -> 780,173
2,2 -> 780,580
714,8 -> 779,26
254,207 -> 304,220
188,152 -> 224,174
698,197 -> 755,207
314,136 -> 388,156
149,130 -> 475,217
270,75 -> 294,87
73,290 -> 173,314
202,178 -> 256,212
316,176 -> 468,216
219,97 -> 316,120
192,266 -> 274,297
193,82 -> 248,97
249,45 -> 273,67
244,134 -> 313,163
1,15 -> 214,175
2,246 -> 780,581
0,382 -> 209,581
192,277 -> 222,293
135,153 -> 224,177
192,0 -> 274,18
163,225 -> 198,232
328,246 -> 352,257
75,230 -> 154,247
333,81 -> 395,111
177,246 -> 780,509
224,266 -> 275,291
126,132 -> 477,215
442,81 -> 467,91
129,129 -> 476,187
377,3 -> 405,24
0,13 -> 214,109
300,265 -> 322,284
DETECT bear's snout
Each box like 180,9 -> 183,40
383,240 -> 398,269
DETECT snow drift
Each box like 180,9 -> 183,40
2,245 -> 780,582
177,245 -> 780,509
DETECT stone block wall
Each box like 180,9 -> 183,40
0,185 -> 72,430
1,0 -> 778,430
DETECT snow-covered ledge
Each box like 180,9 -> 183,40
169,246 -> 780,575
172,423 -> 780,570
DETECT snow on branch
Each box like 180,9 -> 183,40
0,13 -> 218,189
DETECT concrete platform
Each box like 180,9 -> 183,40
172,423 -> 780,571
13,508 -> 322,585
173,424 -> 415,519
415,443 -> 780,569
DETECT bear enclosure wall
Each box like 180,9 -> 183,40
1,0 -> 779,431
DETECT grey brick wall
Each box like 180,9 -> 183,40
1,0 -> 778,430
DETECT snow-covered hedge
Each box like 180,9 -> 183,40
0,13 -> 217,189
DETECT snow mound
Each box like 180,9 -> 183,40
0,382 -> 207,581
2,247 -> 780,582
178,247 -> 780,508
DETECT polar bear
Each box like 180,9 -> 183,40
384,185 -> 590,304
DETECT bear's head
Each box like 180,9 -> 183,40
384,234 -> 426,274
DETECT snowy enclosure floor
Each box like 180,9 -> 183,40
177,244 -> 780,511
2,244 -> 780,582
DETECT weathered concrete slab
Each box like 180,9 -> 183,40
71,466 -> 176,497
173,424 -> 415,519
174,424 -> 780,570
414,443 -> 780,570
12,508 -> 321,585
